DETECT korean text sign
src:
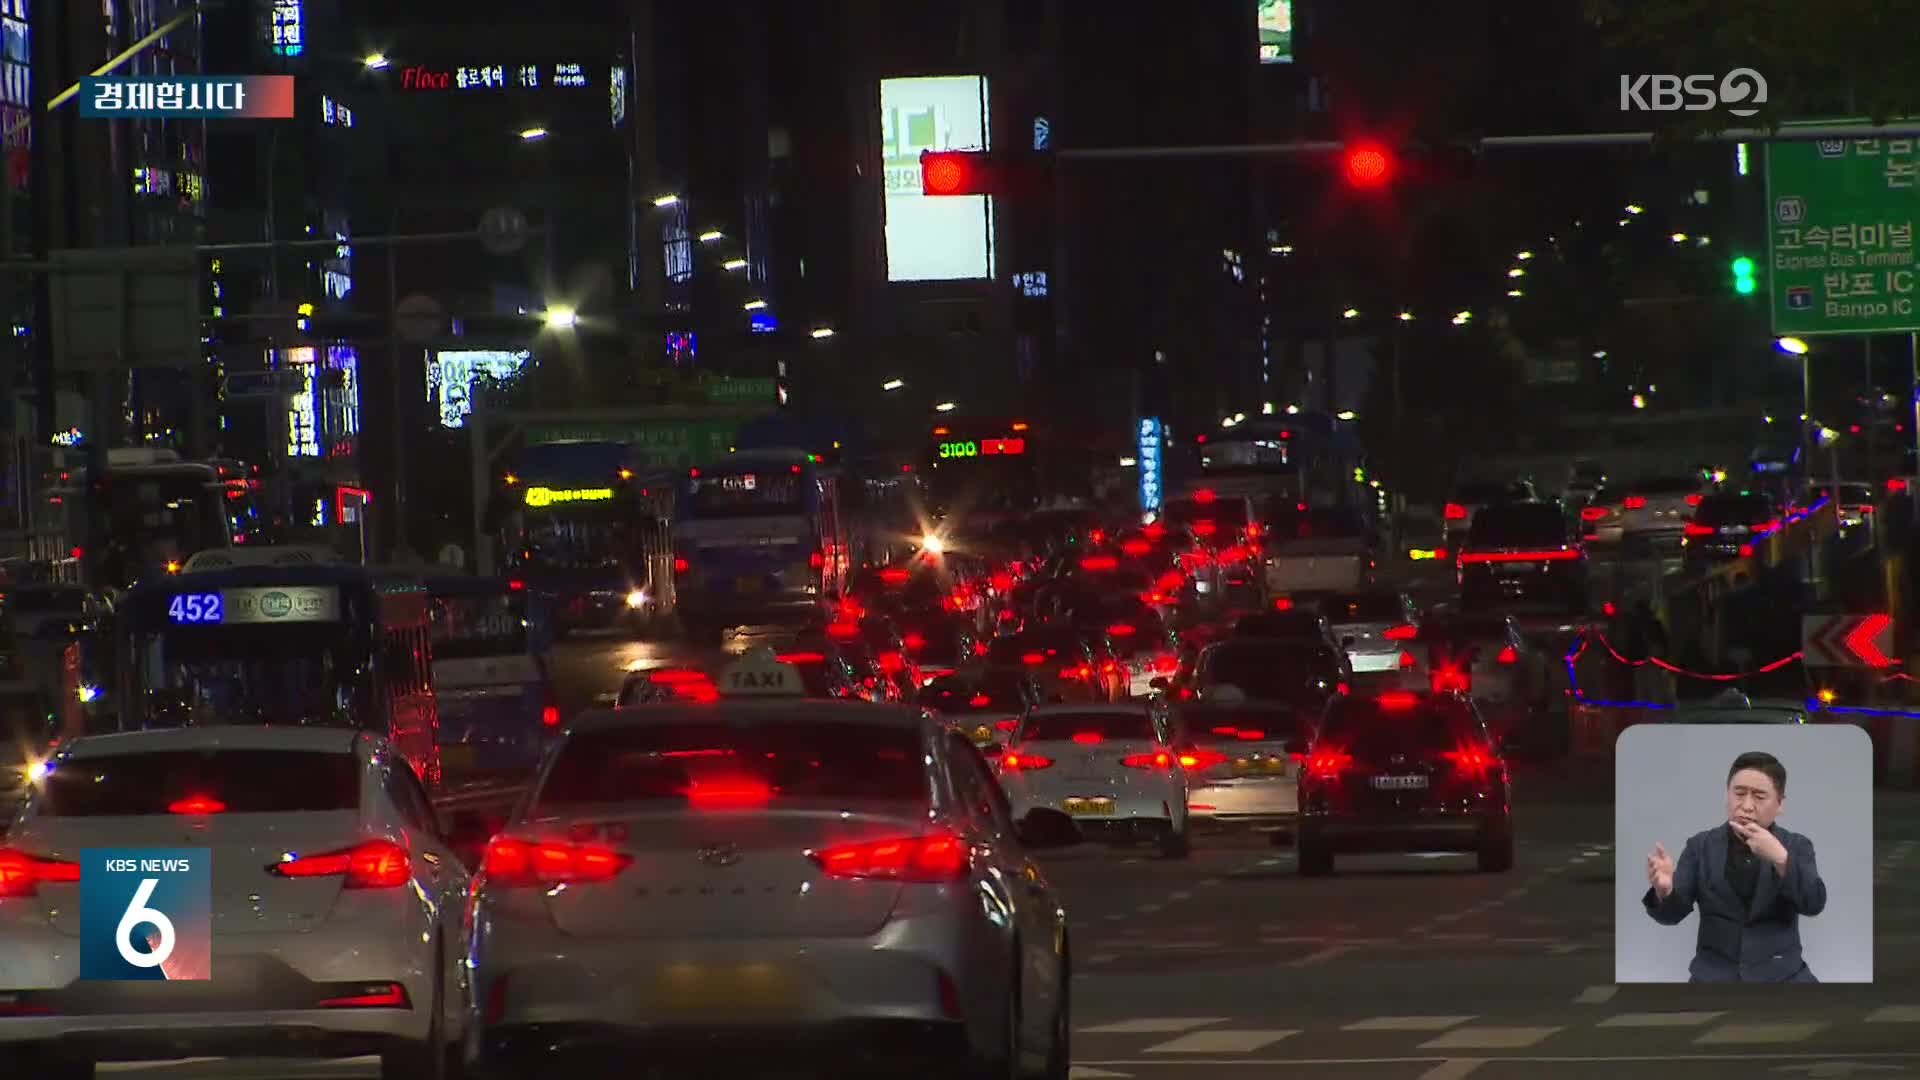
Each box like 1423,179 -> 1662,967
1766,132 -> 1920,335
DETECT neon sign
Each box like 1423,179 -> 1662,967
937,438 -> 1026,459
523,486 -> 614,508
1138,417 -> 1163,512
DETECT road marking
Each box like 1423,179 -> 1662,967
1087,954 -> 1118,965
1598,1011 -> 1727,1028
1573,985 -> 1619,1004
1418,1060 -> 1488,1080
1146,940 -> 1221,951
1136,903 -> 1164,914
1145,1029 -> 1300,1054
1067,1069 -> 1135,1079
1695,1022 -> 1828,1044
1199,877 -> 1222,886
99,1062 -> 228,1074
1169,890 -> 1193,901
1548,943 -> 1587,955
1426,932 -> 1492,942
1285,945 -> 1358,967
1866,1005 -> 1920,1023
1493,936 -> 1560,945
1345,1015 -> 1477,1032
1080,1017 -> 1229,1034
1420,1026 -> 1563,1050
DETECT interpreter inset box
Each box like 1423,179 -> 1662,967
1614,723 -> 1872,983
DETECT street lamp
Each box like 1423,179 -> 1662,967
363,53 -> 390,70
881,379 -> 905,391
651,194 -> 680,208
934,401 -> 957,412
1335,410 -> 1357,421
1515,250 -> 1533,260
809,327 -> 835,340
1452,310 -> 1472,325
518,127 -> 548,141
1775,337 -> 1809,355
721,258 -> 747,272
1507,267 -> 1526,278
541,306 -> 578,330
1396,311 -> 1414,322
698,230 -> 724,243
1507,289 -> 1524,298
742,299 -> 768,311
1341,308 -> 1360,319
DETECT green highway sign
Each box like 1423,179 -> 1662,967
522,420 -> 741,467
1766,131 -> 1920,335
697,376 -> 778,405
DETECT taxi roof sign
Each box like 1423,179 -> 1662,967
717,647 -> 805,697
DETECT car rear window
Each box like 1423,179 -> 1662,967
902,621 -> 967,663
988,633 -> 1083,666
36,749 -> 359,816
1022,711 -> 1156,742
1305,593 -> 1404,622
1454,483 -> 1511,504
1467,505 -> 1568,548
1201,644 -> 1338,702
774,656 -> 842,697
1233,612 -> 1324,639
1632,476 -> 1701,495
1320,701 -> 1482,756
1266,507 -> 1366,541
918,681 -> 1002,714
1417,616 -> 1512,643
1694,495 -> 1774,525
1175,706 -> 1308,743
1165,498 -> 1250,527
538,722 -> 927,806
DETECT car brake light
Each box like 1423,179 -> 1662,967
1081,556 -> 1118,571
1382,624 -> 1417,641
1120,750 -> 1172,769
1156,570 -> 1183,590
167,795 -> 225,814
1021,652 -> 1046,665
684,778 -> 774,806
1683,522 -> 1715,537
1273,596 -> 1293,611
1890,477 -> 1909,493
1579,506 -> 1609,521
880,568 -> 911,585
809,549 -> 825,569
1495,645 -> 1517,665
826,621 -> 860,640
1443,503 -> 1467,520
810,831 -> 967,882
482,837 -> 632,887
507,579 -> 525,591
1442,745 -> 1500,781
1457,549 -> 1581,563
903,632 -> 927,650
998,751 -> 1053,770
0,848 -> 80,898
1177,749 -> 1229,770
993,718 -> 1020,731
777,652 -> 825,664
1336,681 -> 1351,695
316,982 -> 410,1009
269,840 -> 411,888
1376,691 -> 1420,708
1121,539 -> 1151,556
1304,749 -> 1353,779
1622,495 -> 1647,509
648,669 -> 709,684
1432,667 -> 1470,693
1191,520 -> 1217,537
1397,650 -> 1415,670
1071,731 -> 1103,744
1108,623 -> 1136,636
878,652 -> 905,674
969,693 -> 991,706
541,704 -> 561,727
1685,493 -> 1703,506
1152,654 -> 1179,673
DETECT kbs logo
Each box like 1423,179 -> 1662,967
1619,69 -> 1768,117
79,848 -> 212,980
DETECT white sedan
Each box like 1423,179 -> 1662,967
996,702 -> 1191,858
0,725 -> 469,1078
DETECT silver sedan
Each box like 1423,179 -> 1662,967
461,657 -> 1078,1078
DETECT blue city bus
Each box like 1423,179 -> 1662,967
114,547 -> 441,787
497,440 -> 668,637
672,449 -> 847,643
423,573 -> 556,780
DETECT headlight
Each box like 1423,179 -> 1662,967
921,535 -> 945,555
626,590 -> 647,609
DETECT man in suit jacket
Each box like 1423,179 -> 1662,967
1644,750 -> 1827,982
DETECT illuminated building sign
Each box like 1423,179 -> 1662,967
320,95 -> 353,127
610,65 -> 627,125
280,346 -> 319,457
1138,416 -> 1163,512
50,427 -> 85,447
524,486 -> 614,508
1257,0 -> 1292,64
270,1 -> 303,57
880,75 -> 993,282
401,63 -> 597,91
427,349 -> 529,428
554,63 -> 587,87
937,438 -> 1025,459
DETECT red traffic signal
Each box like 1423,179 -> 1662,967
1341,141 -> 1394,190
921,150 -> 991,196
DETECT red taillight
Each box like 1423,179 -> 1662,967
1376,691 -> 1420,708
990,572 -> 1013,591
1336,681 -> 1351,695
1397,650 -> 1416,670
1081,555 -> 1118,571
903,632 -> 927,651
1273,596 -> 1294,611
1021,652 -> 1046,665
673,557 -> 690,574
1151,654 -> 1179,673
1382,624 -> 1417,641
998,751 -> 1053,770
541,704 -> 561,727
1120,750 -> 1172,769
1685,493 -> 1704,506
0,848 -> 80,898
809,549 -> 825,569
810,831 -> 968,883
1071,731 -> 1103,744
1442,745 -> 1500,781
1457,549 -> 1581,563
1177,749 -> 1229,770
508,579 -> 526,591
1443,503 -> 1467,520
684,778 -> 774,806
1156,570 -> 1183,591
316,982 -> 410,1009
1431,667 -> 1470,693
1191,520 -> 1218,538
967,693 -> 992,707
1192,488 -> 1216,504
269,840 -> 411,888
1890,477 -> 1909,493
1304,749 -> 1353,779
648,669 -> 709,684
1622,495 -> 1647,509
877,652 -> 906,675
482,837 -> 633,887
1579,506 -> 1609,521
880,568 -> 911,585
1495,645 -> 1517,665
1107,623 -> 1136,636
167,795 -> 225,815
827,621 -> 860,640
1683,522 -> 1715,537
1120,540 -> 1151,556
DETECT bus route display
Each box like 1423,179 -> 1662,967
166,586 -> 342,625
936,438 -> 1025,459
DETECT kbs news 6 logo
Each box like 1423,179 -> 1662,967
79,849 -> 212,980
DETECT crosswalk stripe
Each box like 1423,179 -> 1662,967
1572,985 -> 1618,1004
1344,1015 -> 1477,1032
1867,1005 -> 1920,1023
1597,1011 -> 1726,1028
1080,1017 -> 1227,1034
1694,1021 -> 1828,1044
1144,1029 -> 1299,1053
1419,1026 -> 1562,1050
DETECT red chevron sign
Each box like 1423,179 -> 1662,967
1801,613 -> 1895,668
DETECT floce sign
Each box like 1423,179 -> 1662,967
401,66 -> 452,90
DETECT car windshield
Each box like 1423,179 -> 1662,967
1302,592 -> 1404,623
1174,705 -> 1309,743
1632,476 -> 1702,495
1320,700 -> 1484,756
1022,710 -> 1156,742
536,721 -> 927,806
6,588 -> 87,614
1694,495 -> 1774,525
1468,505 -> 1568,548
34,749 -> 359,816
1201,644 -> 1337,701
683,469 -> 806,520
989,632 -> 1083,666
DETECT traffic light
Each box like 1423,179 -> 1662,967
1731,256 -> 1757,295
921,150 -> 994,196
1341,141 -> 1394,190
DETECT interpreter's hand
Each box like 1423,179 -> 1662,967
1646,842 -> 1675,900
1731,820 -> 1789,871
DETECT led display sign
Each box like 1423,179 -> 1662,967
1257,0 -> 1293,64
937,438 -> 1025,459
880,76 -> 993,282
523,486 -> 615,508
1138,417 -> 1163,512
400,63 -> 597,91
168,586 -> 341,626
427,349 -> 529,428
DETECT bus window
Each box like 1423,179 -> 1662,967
130,625 -> 363,728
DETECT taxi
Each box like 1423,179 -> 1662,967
462,647 -> 1079,1076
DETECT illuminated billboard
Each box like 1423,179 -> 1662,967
880,76 -> 994,282
427,349 -> 530,428
1258,0 -> 1293,64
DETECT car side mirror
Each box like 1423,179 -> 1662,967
1148,676 -> 1170,691
1016,807 -> 1082,851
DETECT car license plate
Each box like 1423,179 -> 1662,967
1371,774 -> 1428,790
969,724 -> 997,746
439,744 -> 477,771
1231,757 -> 1289,778
734,576 -> 762,594
1502,562 -> 1538,573
1062,797 -> 1115,816
654,966 -> 796,1014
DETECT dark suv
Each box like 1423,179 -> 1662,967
1458,501 -> 1587,613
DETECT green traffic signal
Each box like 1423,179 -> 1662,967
1731,256 -> 1757,295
